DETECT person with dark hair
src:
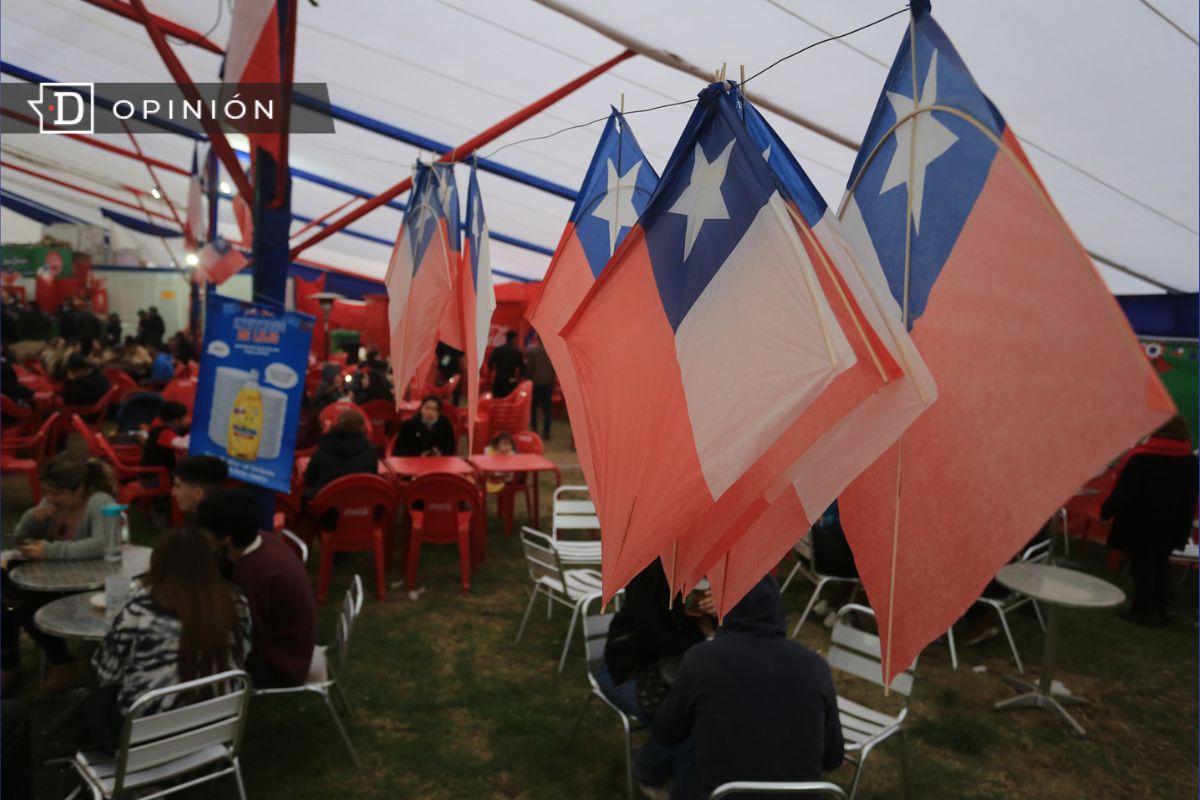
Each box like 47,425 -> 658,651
525,333 -> 556,439
3,456 -> 120,694
146,341 -> 175,386
83,528 -> 252,751
104,312 -> 122,347
487,330 -> 525,398
62,353 -> 112,407
139,401 -> 189,474
653,576 -> 844,799
197,489 -> 316,689
393,395 -> 457,457
1103,415 -> 1199,624
171,455 -> 229,517
304,411 -> 378,496
144,306 -> 165,347
353,368 -> 394,406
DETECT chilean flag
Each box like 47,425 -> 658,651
386,164 -> 456,398
195,237 -> 249,286
838,4 -> 1175,682
434,163 -> 465,353
527,109 -> 659,512
460,166 -> 497,453
185,146 -> 205,252
223,0 -> 285,166
563,85 -> 902,604
686,96 -> 938,617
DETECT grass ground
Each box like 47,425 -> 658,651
5,425 -> 1197,799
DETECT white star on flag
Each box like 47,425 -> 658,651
669,140 -> 735,260
590,158 -> 644,256
879,49 -> 958,234
437,170 -> 455,218
471,191 -> 485,243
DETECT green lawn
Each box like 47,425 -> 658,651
7,429 -> 1197,799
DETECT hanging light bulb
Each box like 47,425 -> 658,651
150,186 -> 162,199
219,181 -> 232,195
185,253 -> 199,266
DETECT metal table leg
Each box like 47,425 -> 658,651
994,603 -> 1088,736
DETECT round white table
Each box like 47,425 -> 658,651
992,562 -> 1125,736
8,545 -> 152,593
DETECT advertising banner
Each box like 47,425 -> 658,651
190,295 -> 314,492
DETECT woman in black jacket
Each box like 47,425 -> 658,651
392,396 -> 456,457
303,411 -> 378,497
1102,415 -> 1198,624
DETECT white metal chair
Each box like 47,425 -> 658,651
946,539 -> 1049,674
781,534 -> 862,636
567,591 -> 640,800
550,485 -> 603,566
280,529 -> 309,564
253,577 -> 361,766
828,604 -> 917,800
709,782 -> 847,799
55,670 -> 252,800
515,526 -> 603,673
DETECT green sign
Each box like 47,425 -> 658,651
0,245 -> 73,278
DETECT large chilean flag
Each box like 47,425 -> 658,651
460,165 -> 497,454
564,85 -> 901,604
837,4 -> 1175,682
386,164 -> 456,398
527,110 -> 659,510
689,97 -> 938,617
434,163 -> 465,353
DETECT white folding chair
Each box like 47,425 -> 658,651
253,578 -> 360,766
567,591 -> 640,800
515,527 -> 603,673
782,534 -> 862,636
55,670 -> 252,800
709,782 -> 847,799
552,485 -> 600,539
280,529 -> 309,564
946,539 -> 1049,673
828,604 -> 917,800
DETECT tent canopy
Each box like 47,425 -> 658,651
2,0 -> 1195,294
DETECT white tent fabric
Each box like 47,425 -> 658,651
2,0 -> 1195,293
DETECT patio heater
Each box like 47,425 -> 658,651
310,291 -> 344,362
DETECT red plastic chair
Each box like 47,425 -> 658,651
1,395 -> 38,437
63,385 -> 121,431
422,373 -> 460,404
102,369 -> 141,402
308,474 -> 398,603
404,472 -> 481,594
359,399 -> 398,453
473,380 -> 533,453
70,415 -> 171,512
162,376 -> 198,423
490,431 -> 548,538
274,490 -> 301,535
318,399 -> 369,433
0,411 -> 60,502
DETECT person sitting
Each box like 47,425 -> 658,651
138,401 -> 189,476
598,560 -> 708,796
304,411 -> 378,497
487,330 -> 525,398
393,395 -> 456,457
82,528 -> 252,751
1103,415 -> 1199,625
197,489 -> 317,689
353,368 -> 394,406
653,575 -> 844,800
171,455 -> 230,519
483,432 -> 516,494
62,354 -> 112,408
3,457 -> 120,695
145,342 -> 175,386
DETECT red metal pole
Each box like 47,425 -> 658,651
1,160 -> 178,222
0,108 -> 190,176
78,0 -> 224,54
126,0 -> 254,200
289,48 -> 636,259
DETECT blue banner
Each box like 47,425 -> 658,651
190,295 -> 314,493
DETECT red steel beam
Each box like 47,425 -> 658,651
1,108 -> 190,177
78,0 -> 224,54
289,48 -> 636,259
126,0 -> 254,200
2,160 -> 177,223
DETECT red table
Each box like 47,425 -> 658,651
384,456 -> 475,479
469,453 -> 561,527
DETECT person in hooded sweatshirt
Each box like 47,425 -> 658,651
303,410 -> 378,497
653,574 -> 844,800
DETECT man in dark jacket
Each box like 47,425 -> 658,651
143,306 -> 165,346
1102,416 -> 1199,623
304,411 -> 378,496
654,575 -> 844,800
525,334 -> 556,439
487,330 -> 524,398
62,355 -> 112,407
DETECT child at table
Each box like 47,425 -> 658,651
484,432 -> 516,494
138,401 -> 189,478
